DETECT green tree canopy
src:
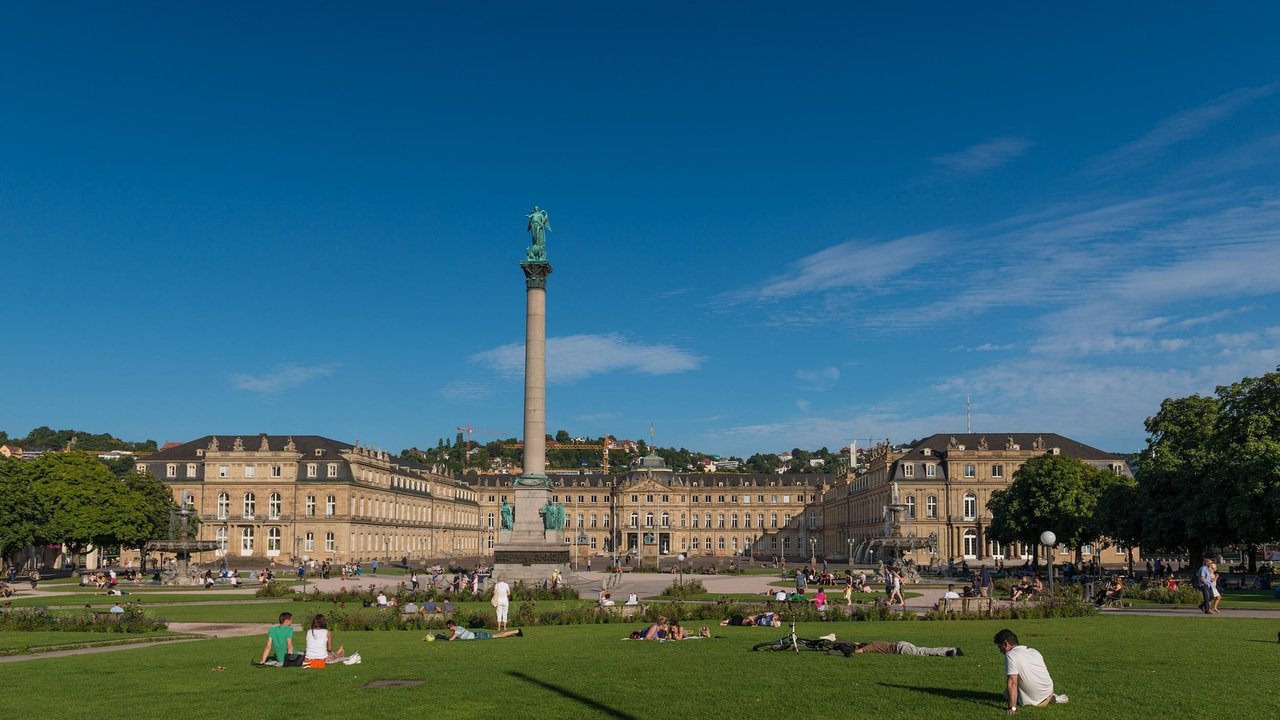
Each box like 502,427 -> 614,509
987,454 -> 1117,558
0,458 -> 45,562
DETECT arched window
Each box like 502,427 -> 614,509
268,492 -> 282,519
243,493 -> 256,518
705,536 -> 712,551
306,496 -> 316,517
731,514 -> 739,529
770,513 -> 778,528
905,496 -> 916,519
717,514 -> 725,529
660,512 -> 669,527
305,532 -> 314,552
267,526 -> 282,552
215,527 -> 228,555
645,512 -> 654,527
240,526 -> 255,554
718,537 -> 726,550
731,536 -> 739,552
217,493 -> 230,520
963,493 -> 977,520
963,529 -> 978,558
629,512 -> 639,527
704,513 -> 711,528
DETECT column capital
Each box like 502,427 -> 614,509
521,261 -> 553,289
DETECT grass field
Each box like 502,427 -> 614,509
1,615 -> 1276,719
0,630 -> 176,653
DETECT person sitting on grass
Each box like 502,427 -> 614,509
304,614 -> 360,667
640,617 -> 669,639
720,611 -> 782,627
994,628 -> 1068,712
258,612 -> 300,667
812,589 -> 828,611
443,619 -> 522,641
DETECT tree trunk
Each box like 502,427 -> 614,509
1247,545 -> 1258,573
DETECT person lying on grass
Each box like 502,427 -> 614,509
843,639 -> 964,657
443,619 -> 523,641
720,611 -> 783,627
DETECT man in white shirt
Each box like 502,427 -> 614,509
493,576 -> 512,629
994,629 -> 1068,714
943,584 -> 961,600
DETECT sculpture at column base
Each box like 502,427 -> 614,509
514,473 -> 552,488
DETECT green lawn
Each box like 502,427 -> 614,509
1,615 -> 1276,719
0,630 -> 176,653
7,591 -> 266,608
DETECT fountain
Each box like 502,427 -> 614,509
144,503 -> 220,584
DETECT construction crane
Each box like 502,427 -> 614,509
456,425 -> 501,473
504,435 -> 613,474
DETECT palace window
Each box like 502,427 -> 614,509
245,465 -> 256,479
307,464 -> 317,478
964,464 -> 976,478
771,513 -> 778,528
660,512 -> 669,527
215,527 -> 228,555
326,495 -> 336,517
717,514 -> 725,529
645,512 -> 654,527
267,527 -> 282,553
305,532 -> 314,552
166,464 -> 177,478
268,492 -> 282,519
217,493 -> 230,520
241,526 -> 254,553
630,512 -> 639,528
926,495 -> 937,519
963,493 -> 977,520
306,496 -> 315,517
327,463 -> 338,478
271,464 -> 282,478
187,463 -> 197,477
325,532 -> 335,552
219,464 -> 230,478
992,464 -> 1003,478
243,492 -> 256,518
905,496 -> 916,519
925,464 -> 936,478
963,530 -> 977,558
692,514 -> 700,528
903,464 -> 914,478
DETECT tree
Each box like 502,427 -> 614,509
1135,394 -> 1227,559
116,471 -> 178,550
23,452 -> 133,573
1093,479 -> 1142,575
0,458 -> 44,565
1211,367 -> 1280,570
987,454 -> 1117,562
555,429 -> 571,443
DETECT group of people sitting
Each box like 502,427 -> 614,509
257,612 -> 361,668
630,616 -> 711,640
1010,575 -> 1044,602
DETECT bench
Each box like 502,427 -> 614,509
938,596 -> 995,614
600,604 -> 647,619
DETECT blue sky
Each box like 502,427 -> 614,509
3,3 -> 1279,458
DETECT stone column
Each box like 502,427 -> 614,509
521,264 -> 549,481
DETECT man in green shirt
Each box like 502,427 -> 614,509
259,612 -> 297,666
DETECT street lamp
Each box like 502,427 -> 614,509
1040,531 -> 1057,596
847,538 -> 855,567
809,538 -> 817,567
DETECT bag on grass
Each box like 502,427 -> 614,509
283,653 -> 304,667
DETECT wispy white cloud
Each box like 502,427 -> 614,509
231,362 -> 341,394
931,136 -> 1034,176
795,400 -> 811,413
1173,307 -> 1257,329
470,333 -> 705,383
440,379 -> 494,402
722,230 -> 951,305
952,343 -> 1016,353
1091,82 -> 1279,175
795,366 -> 840,387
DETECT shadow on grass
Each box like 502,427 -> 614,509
878,682 -> 1000,708
508,671 -> 638,720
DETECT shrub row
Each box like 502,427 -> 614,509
0,608 -> 167,633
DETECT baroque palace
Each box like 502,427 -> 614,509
139,435 -> 481,564
472,453 -> 832,566
142,431 -> 1131,568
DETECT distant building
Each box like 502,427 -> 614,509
823,433 -> 1134,567
138,434 -> 481,564
471,453 -> 831,563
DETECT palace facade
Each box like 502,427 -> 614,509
470,454 -> 832,565
823,433 -> 1134,567
139,435 -> 482,564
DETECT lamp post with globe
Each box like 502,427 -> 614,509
1040,531 -> 1057,596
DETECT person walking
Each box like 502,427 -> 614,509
1197,558 -> 1215,615
1208,561 -> 1222,614
994,628 -> 1068,713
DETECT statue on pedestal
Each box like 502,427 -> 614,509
500,500 -> 515,531
524,206 -> 550,263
